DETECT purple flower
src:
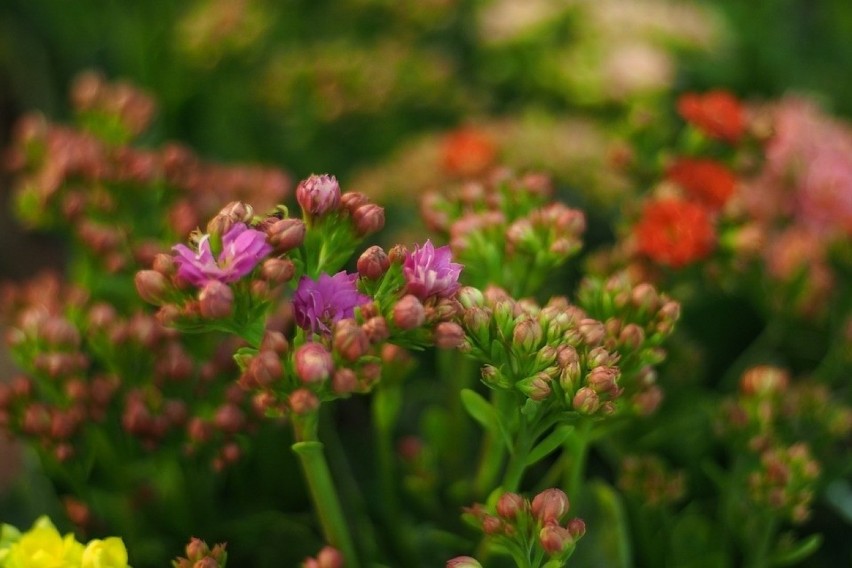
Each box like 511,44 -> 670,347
293,271 -> 371,335
296,174 -> 341,217
403,240 -> 463,300
172,223 -> 272,286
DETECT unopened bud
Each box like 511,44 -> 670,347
446,557 -> 483,568
531,488 -> 570,524
135,270 -> 170,305
266,218 -> 306,252
434,322 -> 465,349
457,286 -> 485,309
289,388 -> 320,415
297,174 -> 341,217
393,295 -> 425,330
572,387 -> 600,414
294,343 -> 334,383
357,246 -> 390,280
567,517 -> 586,538
198,280 -> 234,319
631,283 -> 660,312
619,323 -> 645,349
248,350 -> 282,387
539,524 -> 573,555
362,316 -> 389,343
333,319 -> 370,361
261,258 -> 296,284
518,373 -> 552,401
261,330 -> 289,354
496,492 -> 526,520
586,366 -> 620,396
387,244 -> 408,264
316,546 -> 344,568
352,203 -> 385,236
332,368 -> 359,395
578,318 -> 605,346
213,403 -> 245,434
512,317 -> 543,353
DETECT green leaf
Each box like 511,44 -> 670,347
570,481 -> 632,568
769,534 -> 822,567
525,425 -> 574,467
460,389 -> 510,450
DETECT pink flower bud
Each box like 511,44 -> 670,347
248,350 -> 282,387
578,318 -> 605,346
261,258 -> 296,284
539,523 -> 573,555
135,270 -> 170,305
357,245 -> 390,280
446,557 -> 483,568
531,488 -> 570,524
352,203 -> 385,236
297,174 -> 341,217
261,330 -> 289,354
435,321 -> 465,349
341,191 -> 369,213
740,365 -> 789,396
567,517 -> 586,538
198,280 -> 234,319
513,317 -> 543,352
586,366 -> 620,395
266,218 -> 306,252
294,343 -> 334,383
332,368 -> 359,395
362,316 -> 389,343
572,387 -> 600,415
316,546 -> 344,568
393,295 -> 425,330
289,388 -> 320,415
213,403 -> 245,434
496,492 -> 526,520
333,319 -> 370,361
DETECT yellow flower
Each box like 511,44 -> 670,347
2,516 -> 84,568
81,538 -> 129,568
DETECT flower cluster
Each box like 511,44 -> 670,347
457,489 -> 586,567
422,170 -> 585,296
0,516 -> 129,568
172,538 -> 227,568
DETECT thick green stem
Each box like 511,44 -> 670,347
564,420 -> 593,503
292,416 -> 360,568
473,390 -> 513,497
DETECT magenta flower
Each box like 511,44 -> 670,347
172,223 -> 273,286
403,240 -> 463,300
293,271 -> 371,335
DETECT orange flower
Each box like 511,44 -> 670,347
441,128 -> 497,177
633,198 -> 716,267
666,157 -> 737,209
677,90 -> 744,144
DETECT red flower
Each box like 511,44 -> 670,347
677,90 -> 745,144
441,128 -> 497,177
633,198 -> 716,267
666,157 -> 737,209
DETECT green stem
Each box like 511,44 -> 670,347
473,390 -> 513,498
745,515 -> 778,568
291,415 -> 360,568
502,419 -> 533,493
564,420 -> 593,503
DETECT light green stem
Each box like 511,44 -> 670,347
292,417 -> 360,568
745,515 -> 778,568
564,420 -> 593,503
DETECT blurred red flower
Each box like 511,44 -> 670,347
677,90 -> 744,144
634,198 -> 716,267
666,157 -> 737,209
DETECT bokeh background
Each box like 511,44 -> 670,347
1,0 -> 851,565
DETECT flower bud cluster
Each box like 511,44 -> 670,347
747,443 -> 820,524
575,273 -> 680,415
617,454 -> 686,508
295,173 -> 385,238
718,366 -> 851,476
459,286 -> 623,416
6,71 -> 290,271
421,170 -> 585,297
1,272 -> 270,471
462,488 -> 585,565
172,537 -> 228,568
